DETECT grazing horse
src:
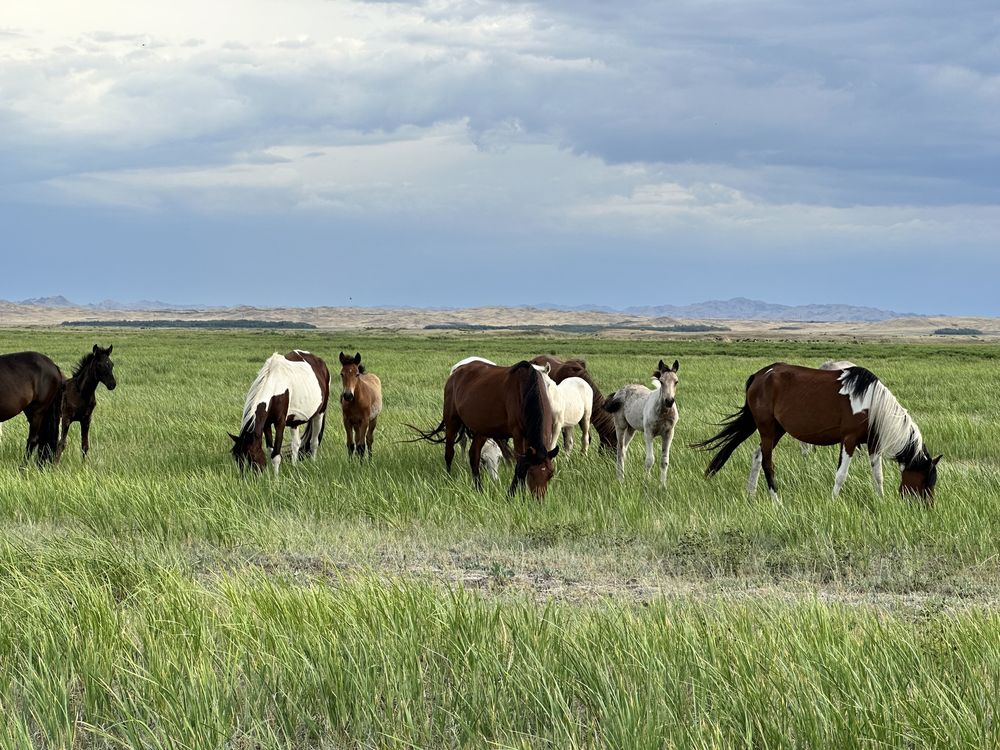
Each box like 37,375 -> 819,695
604,359 -> 680,487
410,360 -> 558,497
56,344 -> 117,461
531,355 -> 616,451
338,352 -> 383,459
0,351 -> 66,465
695,363 -> 941,502
230,350 -> 330,474
449,357 -> 511,475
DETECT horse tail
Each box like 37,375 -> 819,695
603,390 -> 624,414
300,413 -> 326,455
691,377 -> 758,477
403,420 -> 448,444
38,379 -> 66,464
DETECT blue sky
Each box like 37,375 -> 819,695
2,0 -> 998,313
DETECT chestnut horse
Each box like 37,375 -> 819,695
410,360 -> 558,497
0,351 -> 65,465
56,344 -> 117,461
530,355 -> 616,452
230,350 -> 329,474
338,352 -> 382,459
695,363 -> 940,502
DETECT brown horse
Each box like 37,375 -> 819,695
695,363 -> 941,502
530,355 -> 616,452
230,350 -> 330,474
338,352 -> 382,459
0,351 -> 65,465
410,360 -> 558,497
56,344 -> 116,461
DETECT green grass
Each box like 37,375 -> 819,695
0,328 -> 998,746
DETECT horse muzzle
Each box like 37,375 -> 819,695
341,391 -> 354,402
663,397 -> 675,408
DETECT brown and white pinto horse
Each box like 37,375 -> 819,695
338,352 -> 383,459
410,360 -> 558,497
696,363 -> 940,502
56,344 -> 117,461
230,350 -> 329,474
0,351 -> 65,465
530,355 -> 616,452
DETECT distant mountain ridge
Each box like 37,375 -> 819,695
14,295 -> 914,321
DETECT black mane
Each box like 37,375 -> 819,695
839,366 -> 879,400
512,361 -> 548,456
71,352 -> 94,379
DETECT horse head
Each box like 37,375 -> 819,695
653,359 -> 679,407
517,444 -> 559,498
900,449 -> 941,504
339,351 -> 363,402
229,429 -> 266,471
90,344 -> 117,390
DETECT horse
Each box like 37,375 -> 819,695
410,360 -> 558,497
539,369 -> 593,454
530,355 -> 616,451
694,363 -> 941,502
56,344 -> 116,461
604,359 -> 680,487
0,351 -> 66,465
449,357 -> 511,475
799,359 -> 856,455
230,350 -> 329,474
338,352 -> 383,459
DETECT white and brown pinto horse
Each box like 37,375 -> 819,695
338,351 -> 383,459
697,363 -> 940,502
604,359 -> 680,487
230,350 -> 330,474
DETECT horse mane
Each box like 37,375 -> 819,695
839,366 -> 923,464
71,352 -> 94,379
512,361 -> 548,455
241,354 -> 284,430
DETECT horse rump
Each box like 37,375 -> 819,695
603,390 -> 625,413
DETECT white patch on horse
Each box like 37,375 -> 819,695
450,356 -> 496,374
838,369 -> 873,414
242,353 -> 323,429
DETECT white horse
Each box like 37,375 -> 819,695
604,359 -> 680,487
800,360 -> 857,455
539,371 -> 593,454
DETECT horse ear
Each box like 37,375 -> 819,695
672,360 -> 679,372
658,359 -> 667,371
353,352 -> 361,365
547,446 -> 559,460
543,363 -> 551,374
932,454 -> 942,466
339,352 -> 349,364
106,344 -> 113,355
93,344 -> 100,355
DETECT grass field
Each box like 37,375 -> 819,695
0,328 -> 998,748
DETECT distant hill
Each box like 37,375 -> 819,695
17,297 -> 213,312
18,295 -> 76,307
620,297 -> 914,322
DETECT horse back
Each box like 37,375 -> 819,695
445,362 -> 522,437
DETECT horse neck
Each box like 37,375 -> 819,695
74,364 -> 100,398
867,381 -> 921,463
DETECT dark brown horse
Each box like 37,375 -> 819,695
338,352 -> 382,459
695,363 -> 940,502
411,360 -> 558,497
0,351 -> 65,465
56,344 -> 116,461
530,355 -> 616,452
230,350 -> 330,474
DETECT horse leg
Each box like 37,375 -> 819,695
263,425 -> 274,451
747,446 -> 763,495
616,426 -> 635,481
581,409 -> 591,455
832,440 -> 857,498
870,450 -> 884,497
563,425 -> 574,455
760,425 -> 785,503
469,434 -> 486,491
355,421 -> 368,459
643,429 -> 655,476
365,417 -> 377,459
24,408 -> 41,464
343,415 -> 355,458
308,413 -> 324,459
444,418 -> 462,474
56,415 -> 72,462
660,426 -> 675,489
271,416 -> 286,475
289,426 -> 302,464
80,416 -> 92,460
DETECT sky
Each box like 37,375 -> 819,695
1,0 -> 998,314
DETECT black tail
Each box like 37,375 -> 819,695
299,413 -> 327,456
691,403 -> 757,477
603,390 -> 624,413
404,420 -> 448,444
38,380 -> 65,465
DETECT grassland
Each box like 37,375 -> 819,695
0,329 -> 998,748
